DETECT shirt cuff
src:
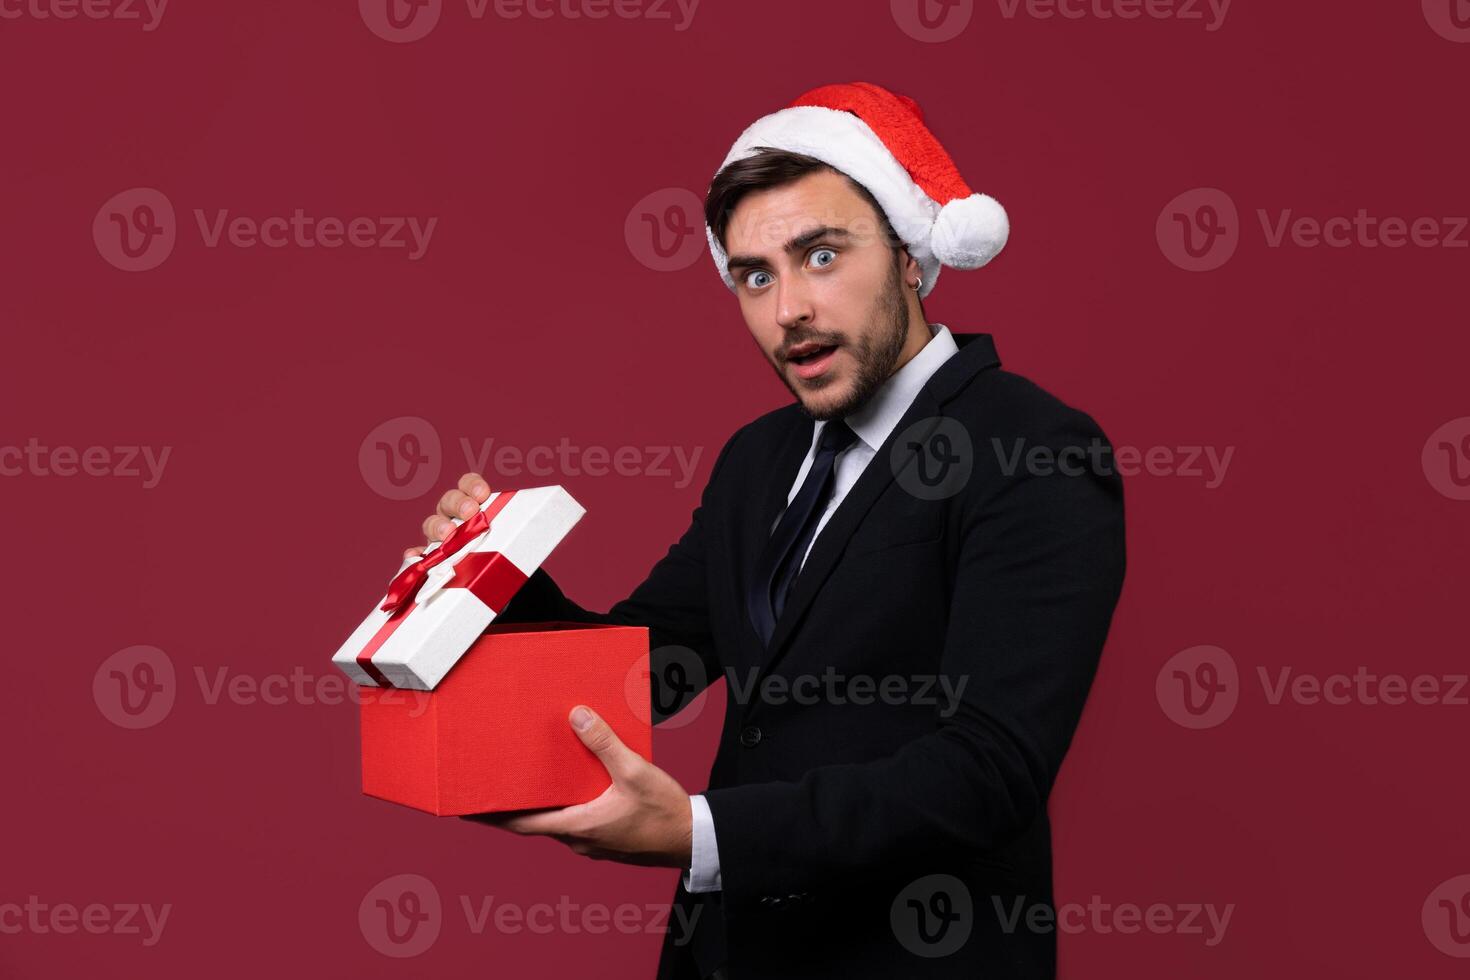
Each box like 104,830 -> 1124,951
681,793 -> 723,893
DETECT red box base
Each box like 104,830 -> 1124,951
359,621 -> 651,816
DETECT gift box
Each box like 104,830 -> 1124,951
359,621 -> 652,816
332,485 -> 585,691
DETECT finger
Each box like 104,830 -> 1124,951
421,513 -> 453,544
437,488 -> 478,521
568,705 -> 641,784
458,473 -> 491,503
494,808 -> 578,836
403,545 -> 426,560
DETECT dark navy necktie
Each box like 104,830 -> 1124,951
748,419 -> 859,647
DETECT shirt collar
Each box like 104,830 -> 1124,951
815,322 -> 960,454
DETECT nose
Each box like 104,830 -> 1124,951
775,273 -> 814,332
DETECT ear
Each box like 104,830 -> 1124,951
899,248 -> 923,291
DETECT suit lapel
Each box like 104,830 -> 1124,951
737,416 -> 814,654
749,332 -> 1003,686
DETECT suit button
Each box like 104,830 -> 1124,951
739,725 -> 763,748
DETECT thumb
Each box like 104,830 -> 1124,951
569,705 -> 639,783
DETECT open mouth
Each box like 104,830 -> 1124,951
787,343 -> 840,379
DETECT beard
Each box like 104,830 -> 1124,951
777,256 -> 912,422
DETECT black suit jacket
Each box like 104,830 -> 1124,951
496,332 -> 1127,979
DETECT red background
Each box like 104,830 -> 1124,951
2,1 -> 1467,976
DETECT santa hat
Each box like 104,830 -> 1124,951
705,81 -> 1009,299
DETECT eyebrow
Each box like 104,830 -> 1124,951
725,225 -> 854,273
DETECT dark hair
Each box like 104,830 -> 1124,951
704,147 -> 905,256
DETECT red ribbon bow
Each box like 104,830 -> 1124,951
379,506 -> 494,614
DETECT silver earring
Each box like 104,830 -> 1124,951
912,275 -> 923,291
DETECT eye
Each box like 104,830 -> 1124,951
744,269 -> 773,290
809,247 -> 837,268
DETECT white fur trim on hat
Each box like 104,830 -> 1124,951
706,105 -> 944,299
931,193 -> 1009,269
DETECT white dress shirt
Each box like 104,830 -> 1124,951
682,322 -> 961,893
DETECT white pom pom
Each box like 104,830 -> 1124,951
930,193 -> 1009,270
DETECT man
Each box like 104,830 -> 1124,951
407,82 -> 1126,978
